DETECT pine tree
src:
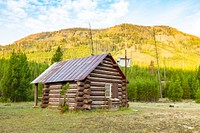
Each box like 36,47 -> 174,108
195,88 -> 200,103
168,75 -> 183,102
51,46 -> 63,64
1,52 -> 31,102
182,78 -> 190,99
197,65 -> 200,81
190,78 -> 199,99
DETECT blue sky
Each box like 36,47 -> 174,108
0,0 -> 200,45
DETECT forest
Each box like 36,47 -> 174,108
1,24 -> 200,103
1,48 -> 200,103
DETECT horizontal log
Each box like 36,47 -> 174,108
66,93 -> 76,98
48,102 -> 59,106
67,98 -> 76,103
89,73 -> 122,80
42,90 -> 50,94
84,84 -> 90,89
75,102 -> 84,106
76,92 -> 84,96
75,97 -> 84,102
90,97 -> 107,101
77,81 -> 84,86
68,103 -> 76,107
118,92 -> 122,96
83,99 -> 92,104
43,93 -> 49,96
49,98 -> 64,102
90,82 -> 105,87
69,84 -> 78,89
77,86 -> 84,91
122,82 -> 126,86
92,101 -> 108,105
122,86 -> 126,91
49,90 -> 61,94
49,94 -> 61,98
43,88 -> 50,92
83,89 -> 91,94
122,99 -> 128,103
118,88 -> 122,92
75,106 -> 84,110
90,96 -> 106,99
90,82 -> 122,88
83,104 -> 91,110
91,105 -> 108,109
102,60 -> 112,65
83,94 -> 90,99
100,62 -> 114,68
118,96 -> 122,99
67,89 -> 77,93
90,86 -> 105,91
122,95 -> 126,99
44,84 -> 50,88
92,69 -> 120,76
91,91 -> 105,96
84,79 -> 90,84
104,58 -> 112,62
88,76 -> 122,84
40,104 -> 48,108
96,66 -> 118,72
122,91 -> 127,94
42,96 -> 49,100
42,100 -> 49,104
49,84 -> 62,89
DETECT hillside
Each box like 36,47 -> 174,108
1,23 -> 200,69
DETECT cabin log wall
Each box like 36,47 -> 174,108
40,55 -> 128,110
89,57 -> 125,109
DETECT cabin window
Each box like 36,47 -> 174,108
105,83 -> 112,98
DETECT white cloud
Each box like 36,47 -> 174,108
1,0 -> 200,45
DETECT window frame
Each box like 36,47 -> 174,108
105,83 -> 112,98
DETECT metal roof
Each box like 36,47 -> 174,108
31,53 -> 109,84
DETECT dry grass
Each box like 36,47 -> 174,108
0,102 -> 200,133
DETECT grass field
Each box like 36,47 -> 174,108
0,102 -> 200,133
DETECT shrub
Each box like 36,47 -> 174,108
195,88 -> 200,103
168,76 -> 183,102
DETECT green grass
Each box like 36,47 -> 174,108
1,102 -> 200,133
0,102 -> 134,133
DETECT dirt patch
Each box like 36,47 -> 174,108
129,102 -> 200,133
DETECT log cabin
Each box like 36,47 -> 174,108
31,53 -> 128,110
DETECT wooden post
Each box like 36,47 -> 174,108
34,83 -> 38,107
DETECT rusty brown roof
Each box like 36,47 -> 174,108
31,53 -> 109,84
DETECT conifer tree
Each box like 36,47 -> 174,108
1,52 -> 31,102
51,46 -> 63,64
168,75 -> 183,102
197,65 -> 200,81
190,78 -> 199,99
182,78 -> 190,99
195,88 -> 200,103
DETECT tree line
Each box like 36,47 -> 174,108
0,47 -> 62,102
125,65 -> 200,103
1,47 -> 200,103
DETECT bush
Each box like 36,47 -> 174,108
195,88 -> 200,103
168,76 -> 183,102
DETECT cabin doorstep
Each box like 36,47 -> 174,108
31,53 -> 128,110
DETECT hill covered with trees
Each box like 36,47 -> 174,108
1,23 -> 200,69
1,23 -> 200,102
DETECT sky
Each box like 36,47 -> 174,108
0,0 -> 200,45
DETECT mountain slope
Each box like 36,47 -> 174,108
1,23 -> 200,69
